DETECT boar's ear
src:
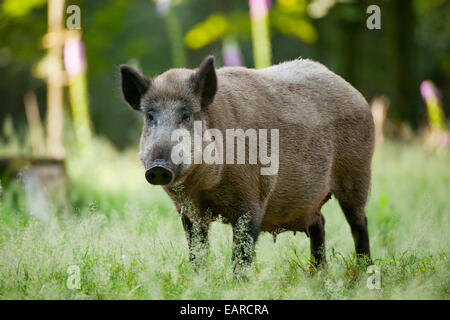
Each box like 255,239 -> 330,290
119,64 -> 151,110
191,55 -> 217,108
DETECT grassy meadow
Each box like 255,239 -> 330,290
0,139 -> 448,299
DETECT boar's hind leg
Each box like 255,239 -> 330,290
232,211 -> 261,271
334,163 -> 371,261
308,212 -> 326,266
337,197 -> 371,260
181,214 -> 209,267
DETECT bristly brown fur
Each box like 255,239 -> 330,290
120,56 -> 375,268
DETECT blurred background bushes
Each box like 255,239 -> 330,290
0,0 -> 449,149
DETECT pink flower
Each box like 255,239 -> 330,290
420,80 -> 442,103
64,37 -> 87,78
249,0 -> 271,20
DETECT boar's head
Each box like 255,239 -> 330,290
119,56 -> 217,185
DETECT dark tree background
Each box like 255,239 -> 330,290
0,0 -> 449,148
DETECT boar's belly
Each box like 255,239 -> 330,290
261,203 -> 317,233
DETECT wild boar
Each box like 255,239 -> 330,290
119,56 -> 375,269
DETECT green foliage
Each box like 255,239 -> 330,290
0,116 -> 32,157
185,13 -> 230,49
2,0 -> 46,18
271,0 -> 317,43
1,0 -> 449,147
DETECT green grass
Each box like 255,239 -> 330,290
0,139 -> 449,299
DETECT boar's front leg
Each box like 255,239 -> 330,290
231,210 -> 262,272
308,212 -> 326,267
181,214 -> 209,268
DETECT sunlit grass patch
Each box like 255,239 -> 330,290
0,140 -> 448,299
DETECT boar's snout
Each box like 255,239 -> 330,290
145,160 -> 174,185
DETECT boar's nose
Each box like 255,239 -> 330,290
145,160 -> 174,185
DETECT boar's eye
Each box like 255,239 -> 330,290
146,112 -> 156,125
181,112 -> 191,123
